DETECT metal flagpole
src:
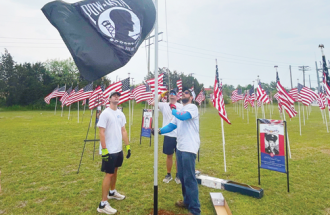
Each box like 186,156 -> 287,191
324,109 -> 329,132
282,108 -> 292,158
77,81 -> 79,123
128,73 -> 131,141
68,105 -> 71,120
221,118 -> 227,172
302,103 -> 305,125
299,100 -> 302,136
306,106 -> 308,120
153,1 -> 159,213
242,97 -> 244,120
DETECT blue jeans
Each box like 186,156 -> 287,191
176,150 -> 201,215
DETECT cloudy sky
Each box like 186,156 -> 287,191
1,0 -> 330,89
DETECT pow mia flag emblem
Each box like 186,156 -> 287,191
42,0 -> 155,82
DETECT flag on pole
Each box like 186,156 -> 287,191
42,0 -> 156,81
231,89 -> 238,103
213,64 -> 231,124
146,73 -> 167,94
52,85 -> 66,98
176,79 -> 182,100
257,82 -> 270,104
289,88 -> 299,102
196,89 -> 205,105
132,83 -> 153,103
66,86 -> 79,106
297,83 -> 318,106
89,86 -> 104,110
276,74 -> 297,118
248,87 -> 255,107
243,91 -> 249,109
60,86 -> 72,107
70,83 -> 93,104
317,92 -> 326,110
103,78 -> 131,106
44,87 -> 58,104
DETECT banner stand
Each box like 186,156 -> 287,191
77,108 -> 101,174
257,119 -> 289,193
140,109 -> 154,146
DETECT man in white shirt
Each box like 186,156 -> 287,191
156,88 -> 201,215
151,89 -> 183,183
96,91 -> 131,215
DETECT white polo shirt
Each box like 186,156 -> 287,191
97,107 -> 126,154
171,103 -> 200,154
158,102 -> 183,138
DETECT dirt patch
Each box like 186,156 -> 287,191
325,208 -> 330,215
17,201 -> 27,208
147,209 -> 186,215
35,198 -> 46,204
321,149 -> 330,155
0,210 -> 5,215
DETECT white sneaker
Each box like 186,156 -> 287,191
163,175 -> 173,183
175,176 -> 181,184
108,191 -> 126,200
97,201 -> 117,214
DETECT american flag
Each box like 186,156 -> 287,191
195,89 -> 205,105
44,86 -> 58,104
257,82 -> 269,104
82,99 -> 87,106
52,85 -> 66,98
297,83 -> 318,106
103,78 -> 131,106
66,86 -> 79,106
177,79 -> 182,100
132,83 -> 153,103
289,88 -> 299,102
323,73 -> 330,101
276,73 -> 297,118
60,86 -> 72,107
146,73 -> 167,94
248,87 -> 255,107
70,83 -> 93,104
89,86 -> 104,110
243,91 -> 248,109
317,92 -> 326,110
231,89 -> 238,103
213,64 -> 231,124
236,89 -> 244,101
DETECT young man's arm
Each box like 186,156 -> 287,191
150,91 -> 168,106
159,123 -> 177,134
171,109 -> 192,121
121,126 -> 131,158
99,127 -> 106,149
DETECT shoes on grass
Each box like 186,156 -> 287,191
97,201 -> 117,214
175,200 -> 188,208
175,176 -> 181,184
108,190 -> 126,200
163,174 -> 173,183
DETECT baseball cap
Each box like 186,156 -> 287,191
170,89 -> 177,95
109,91 -> 121,98
182,87 -> 195,101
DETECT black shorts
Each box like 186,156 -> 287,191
163,136 -> 177,155
101,151 -> 124,174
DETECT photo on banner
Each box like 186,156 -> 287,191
259,119 -> 286,173
141,109 -> 153,138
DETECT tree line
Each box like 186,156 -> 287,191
0,49 -> 281,109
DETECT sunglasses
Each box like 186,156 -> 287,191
170,92 -> 176,95
184,91 -> 191,95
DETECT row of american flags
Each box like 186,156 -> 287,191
224,72 -> 330,122
44,73 -> 207,109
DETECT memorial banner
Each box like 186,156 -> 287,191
259,119 -> 286,173
141,109 -> 153,138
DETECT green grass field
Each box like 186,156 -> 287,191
0,104 -> 330,215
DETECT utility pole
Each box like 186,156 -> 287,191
298,66 -> 311,86
315,61 -> 322,91
145,32 -> 163,77
289,65 -> 293,89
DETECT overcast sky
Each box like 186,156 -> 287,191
1,0 -> 330,89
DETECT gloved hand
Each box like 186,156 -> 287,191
169,103 -> 176,110
126,145 -> 131,159
151,128 -> 161,135
102,148 -> 110,162
161,91 -> 168,98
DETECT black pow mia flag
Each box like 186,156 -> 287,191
42,0 -> 156,81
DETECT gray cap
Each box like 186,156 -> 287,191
109,91 -> 121,98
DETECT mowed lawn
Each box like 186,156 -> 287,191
0,104 -> 330,215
